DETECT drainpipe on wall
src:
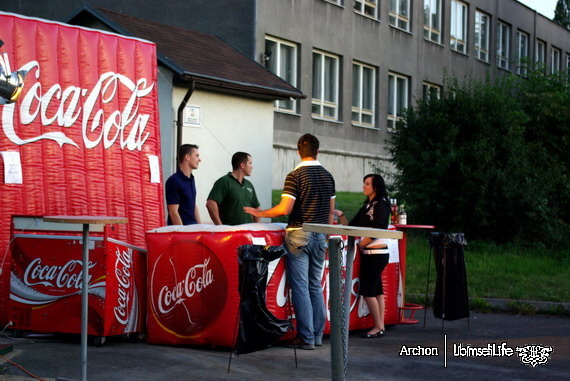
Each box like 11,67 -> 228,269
176,79 -> 195,151
533,10 -> 537,65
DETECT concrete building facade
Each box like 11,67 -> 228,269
5,0 -> 570,192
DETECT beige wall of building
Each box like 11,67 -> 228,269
172,88 -> 275,220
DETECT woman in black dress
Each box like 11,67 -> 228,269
335,174 -> 391,338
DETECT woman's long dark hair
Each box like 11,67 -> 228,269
363,173 -> 389,204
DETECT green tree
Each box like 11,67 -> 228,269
517,69 -> 570,241
389,70 -> 569,247
554,0 -> 570,28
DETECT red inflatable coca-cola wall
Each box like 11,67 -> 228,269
0,12 -> 163,323
145,224 -> 402,347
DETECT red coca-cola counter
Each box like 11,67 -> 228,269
9,216 -> 146,341
145,223 -> 403,347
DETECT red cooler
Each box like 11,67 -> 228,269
145,223 -> 285,346
9,216 -> 147,341
145,223 -> 402,347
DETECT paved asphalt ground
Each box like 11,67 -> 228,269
1,309 -> 569,381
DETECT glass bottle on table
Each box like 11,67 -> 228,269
390,198 -> 398,224
398,204 -> 407,225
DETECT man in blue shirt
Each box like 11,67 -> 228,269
165,144 -> 202,225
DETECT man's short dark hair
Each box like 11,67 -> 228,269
231,152 -> 250,170
297,133 -> 319,158
178,144 -> 199,163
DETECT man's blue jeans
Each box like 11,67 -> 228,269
284,229 -> 327,345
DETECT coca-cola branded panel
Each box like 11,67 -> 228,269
0,12 -> 163,323
267,235 -> 402,333
146,224 -> 402,347
10,230 -> 146,337
146,224 -> 284,347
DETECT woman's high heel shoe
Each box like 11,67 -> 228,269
360,329 -> 385,338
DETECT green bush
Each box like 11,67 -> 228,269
389,70 -> 570,248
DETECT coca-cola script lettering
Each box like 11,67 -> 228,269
23,257 -> 94,290
157,257 -> 214,314
114,247 -> 133,325
1,59 -> 154,151
149,241 -> 228,337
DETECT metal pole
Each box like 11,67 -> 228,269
328,237 -> 344,381
80,224 -> 89,381
423,245 -> 432,328
342,237 -> 356,370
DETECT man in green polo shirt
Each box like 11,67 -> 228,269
206,152 -> 261,225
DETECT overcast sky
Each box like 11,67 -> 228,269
517,0 -> 558,19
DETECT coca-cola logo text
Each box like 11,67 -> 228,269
114,247 -> 133,325
1,59 -> 154,151
23,257 -> 94,290
157,257 -> 214,314
149,240 -> 227,337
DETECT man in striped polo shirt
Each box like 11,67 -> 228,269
244,133 -> 335,350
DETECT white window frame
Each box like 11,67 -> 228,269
496,21 -> 510,70
264,36 -> 298,113
450,0 -> 468,54
354,0 -> 378,19
389,0 -> 411,32
352,61 -> 376,128
312,49 -> 340,120
535,39 -> 546,66
474,11 -> 490,62
388,72 -> 409,130
516,31 -> 529,76
422,82 -> 441,100
551,47 -> 561,74
424,0 -> 442,44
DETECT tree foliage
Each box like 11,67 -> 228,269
389,69 -> 570,247
554,0 -> 570,29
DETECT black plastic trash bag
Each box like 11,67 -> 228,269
429,233 -> 470,321
235,245 -> 292,354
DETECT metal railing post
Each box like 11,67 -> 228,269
328,237 -> 344,381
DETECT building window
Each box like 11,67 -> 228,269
474,11 -> 490,62
264,36 -> 298,113
388,72 -> 409,130
517,31 -> 529,76
496,21 -> 510,70
352,61 -> 376,127
312,50 -> 340,120
551,47 -> 561,74
354,0 -> 378,19
423,82 -> 441,100
389,0 -> 410,32
450,1 -> 468,54
567,54 -> 570,71
535,40 -> 546,66
424,0 -> 442,44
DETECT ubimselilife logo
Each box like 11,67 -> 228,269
515,345 -> 554,367
399,336 -> 553,368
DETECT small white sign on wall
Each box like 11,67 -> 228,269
1,151 -> 23,184
148,155 -> 161,183
183,105 -> 201,127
